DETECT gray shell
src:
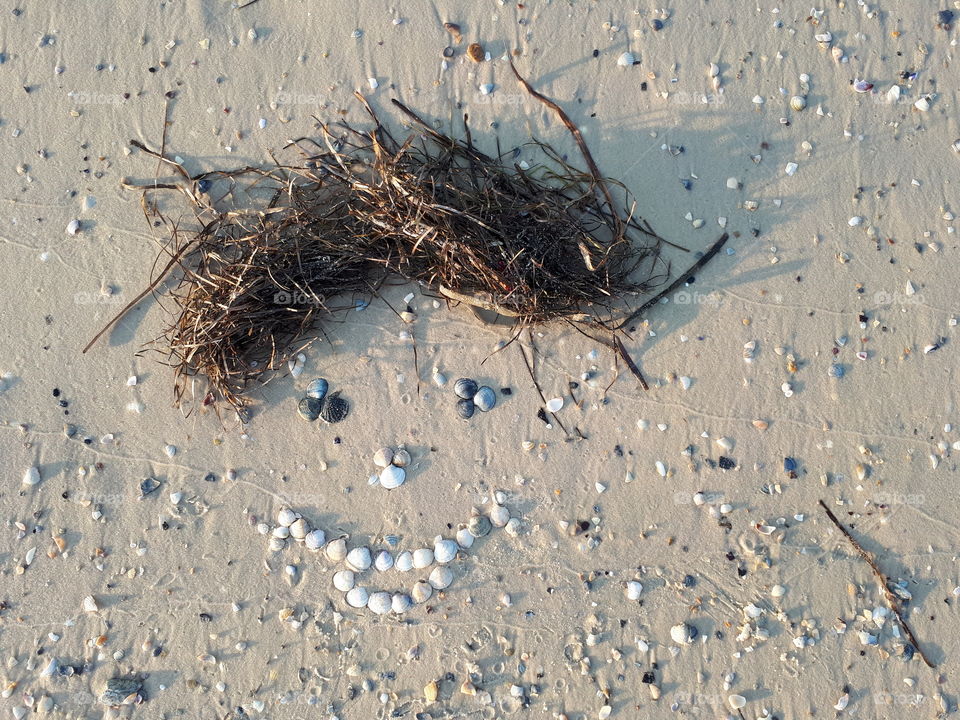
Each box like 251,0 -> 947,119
454,377 -> 479,399
99,678 -> 142,706
468,515 -> 492,538
305,377 -> 329,400
473,386 -> 496,412
456,398 -> 476,419
319,391 -> 350,423
297,396 -> 323,421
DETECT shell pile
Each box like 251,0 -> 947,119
297,377 -> 350,424
369,445 -> 412,489
259,499 -> 516,614
454,377 -> 498,419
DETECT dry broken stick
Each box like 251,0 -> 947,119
818,500 -> 936,668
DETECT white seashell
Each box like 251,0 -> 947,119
790,95 -> 807,111
505,517 -> 522,536
325,537 -> 347,562
288,352 -> 306,378
456,527 -> 475,549
373,447 -> 394,468
784,161 -> 798,177
412,548 -> 434,569
395,551 -> 414,571
670,622 -> 696,645
392,593 -> 413,613
277,508 -> 298,527
22,467 -> 41,486
848,215 -> 864,227
333,570 -> 355,592
346,546 -> 372,572
834,693 -> 850,711
304,529 -> 326,550
66,219 -> 81,235
473,386 -> 497,412
379,465 -> 406,489
546,397 -> 564,413
489,504 -> 510,527
272,526 -> 290,539
433,539 -> 458,564
915,96 -> 931,112
346,587 -> 369,608
412,580 -> 433,603
708,62 -> 719,77
392,448 -> 412,467
728,694 -> 747,710
367,591 -> 392,615
814,31 -> 832,43
268,537 -> 286,551
374,550 -> 394,571
655,461 -> 667,477
429,565 -> 454,590
82,595 -> 99,613
716,436 -> 734,451
625,581 -> 643,600
617,52 -> 636,67
289,518 -> 309,540
432,369 -> 447,387
886,85 -> 901,103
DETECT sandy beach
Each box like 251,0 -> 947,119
2,1 -> 959,718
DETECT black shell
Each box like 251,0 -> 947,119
454,378 -> 478,399
297,396 -> 323,421
319,391 -> 350,424
456,398 -> 476,419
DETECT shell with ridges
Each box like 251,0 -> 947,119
454,378 -> 479,399
395,551 -> 414,571
429,566 -> 454,590
325,537 -> 347,562
434,539 -> 458,564
367,591 -> 392,615
374,550 -> 394,571
473,386 -> 497,412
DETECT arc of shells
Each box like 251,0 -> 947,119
259,501 -> 517,614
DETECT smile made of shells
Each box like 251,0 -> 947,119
260,500 -> 517,614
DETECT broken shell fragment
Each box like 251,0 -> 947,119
670,622 -> 697,645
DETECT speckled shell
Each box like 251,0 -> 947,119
319,391 -> 349,423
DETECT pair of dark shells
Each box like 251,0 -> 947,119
298,378 -> 349,424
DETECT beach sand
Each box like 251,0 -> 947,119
1,2 -> 958,717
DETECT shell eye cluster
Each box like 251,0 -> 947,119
260,499 -> 519,614
454,377 -> 498,419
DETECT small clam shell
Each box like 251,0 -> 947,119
456,398 -> 476,419
346,546 -> 372,572
670,622 -> 697,645
268,537 -> 286,552
454,378 -> 479,399
395,550 -> 414,572
21,466 -> 41,486
412,548 -> 434,569
373,447 -> 394,468
374,550 -> 394,571
319,391 -> 349,423
456,527 -> 475,548
305,377 -> 329,400
790,95 -> 807,111
429,565 -> 454,590
468,515 -> 492,538
288,518 -> 309,540
272,526 -> 290,539
304,529 -> 326,550
412,580 -> 433,603
392,593 -> 413,613
504,517 -> 522,536
325,537 -> 347,562
392,448 -> 412,467
346,586 -> 369,608
433,539 -> 458,564
617,51 -> 636,67
473,386 -> 497,412
333,569 -> 355,592
625,581 -> 643,600
277,508 -> 298,527
297,396 -> 322,421
368,591 -> 392,615
380,465 -> 406,490
489,504 -> 510,528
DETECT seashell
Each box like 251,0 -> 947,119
22,467 -> 41,486
617,51 -> 636,67
139,477 -> 161,498
429,565 -> 454,590
625,581 -> 643,600
395,551 -> 414,571
434,539 -> 458,564
374,550 -> 394,571
456,527 -> 475,548
915,95 -> 931,112
473,386 -> 497,412
305,377 -> 328,400
670,622 -> 697,645
454,377 -> 479,399
346,586 -> 369,608
304,529 -> 326,550
413,548 -> 434,569
367,591 -> 392,615
709,62 -> 719,77
288,353 -> 306,378
277,508 -> 298,527
392,448 -> 412,467
272,526 -> 290,539
383,534 -> 400,547
289,518 -> 309,540
424,680 -> 439,703
728,694 -> 747,710
546,397 -> 564,413
852,78 -> 873,93
468,515 -> 492,538
99,678 -> 142,707
814,31 -> 832,44
456,398 -> 476,419
380,465 -> 406,490
325,537 -> 347,562
346,546 -> 372,572
505,517 -> 522,536
790,95 -> 807,111
489,504 -> 510,527
333,570 -> 355,592
412,580 -> 433,603
467,42 -> 485,62
373,447 -> 394,468
319,391 -> 349,423
66,219 -> 81,236
391,593 -> 413,613
297,398 -> 323,422
268,537 -> 286,552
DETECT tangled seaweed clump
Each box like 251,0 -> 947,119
86,62 -> 727,416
